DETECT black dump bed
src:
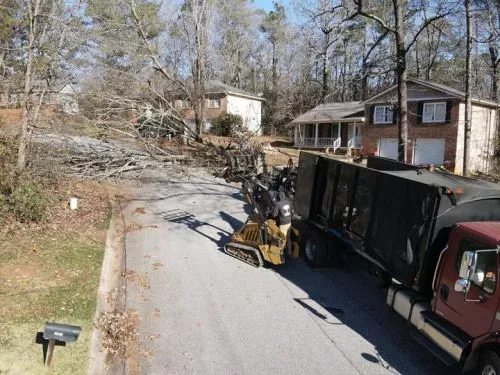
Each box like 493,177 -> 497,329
295,152 -> 500,296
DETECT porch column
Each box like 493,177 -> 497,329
294,125 -> 298,146
314,123 -> 319,147
337,122 -> 341,139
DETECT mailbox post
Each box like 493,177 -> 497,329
43,322 -> 81,367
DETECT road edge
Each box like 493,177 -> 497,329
88,189 -> 126,375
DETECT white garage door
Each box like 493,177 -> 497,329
379,138 -> 398,160
413,138 -> 445,166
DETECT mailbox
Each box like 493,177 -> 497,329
43,322 -> 81,343
41,322 -> 81,367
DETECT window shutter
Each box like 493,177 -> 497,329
417,102 -> 424,124
369,106 -> 374,124
392,106 -> 397,124
445,101 -> 452,123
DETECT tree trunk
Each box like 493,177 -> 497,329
192,0 -> 208,138
271,42 -> 278,135
17,0 -> 40,170
321,34 -> 329,102
393,0 -> 408,163
489,45 -> 498,101
463,0 -> 472,176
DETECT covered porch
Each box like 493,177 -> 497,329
293,122 -> 362,153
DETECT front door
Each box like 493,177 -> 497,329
434,227 -> 499,338
340,124 -> 348,147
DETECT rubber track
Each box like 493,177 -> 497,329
224,242 -> 264,267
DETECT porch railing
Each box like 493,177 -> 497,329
294,137 -> 341,151
333,138 -> 341,151
347,136 -> 361,149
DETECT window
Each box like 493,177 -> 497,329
180,100 -> 192,109
423,102 -> 446,123
455,237 -> 497,294
207,96 -> 220,108
374,105 -> 393,124
8,93 -> 18,104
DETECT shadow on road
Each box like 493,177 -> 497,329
274,259 -> 461,375
161,209 -> 244,251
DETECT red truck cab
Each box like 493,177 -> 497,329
433,222 -> 500,373
388,222 -> 500,373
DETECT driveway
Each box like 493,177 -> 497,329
121,172 -> 455,375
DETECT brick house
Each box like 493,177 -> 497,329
173,80 -> 265,135
292,79 -> 499,174
363,78 -> 498,174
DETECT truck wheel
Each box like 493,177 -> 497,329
303,229 -> 327,267
478,351 -> 500,375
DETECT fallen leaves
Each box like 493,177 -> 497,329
96,309 -> 140,358
152,262 -> 163,270
122,270 -> 151,289
133,207 -> 145,215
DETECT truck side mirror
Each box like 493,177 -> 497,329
458,251 -> 476,280
455,251 -> 476,295
454,278 -> 469,293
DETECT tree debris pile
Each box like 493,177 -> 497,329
32,132 -> 189,179
96,310 -> 140,358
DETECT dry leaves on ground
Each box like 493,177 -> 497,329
96,310 -> 140,358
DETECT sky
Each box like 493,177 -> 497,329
253,0 -> 289,11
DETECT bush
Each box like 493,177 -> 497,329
210,114 -> 243,136
9,182 -> 48,222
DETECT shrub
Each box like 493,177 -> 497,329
9,182 -> 48,222
210,114 -> 243,136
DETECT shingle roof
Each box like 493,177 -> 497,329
365,78 -> 499,108
205,80 -> 265,101
291,102 -> 365,124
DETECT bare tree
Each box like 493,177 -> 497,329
351,0 -> 453,162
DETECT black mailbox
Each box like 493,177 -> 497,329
43,322 -> 81,343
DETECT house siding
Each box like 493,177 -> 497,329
363,99 -> 461,169
175,93 -> 262,134
226,95 -> 262,135
455,103 -> 498,174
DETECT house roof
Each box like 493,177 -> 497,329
205,80 -> 265,101
291,101 -> 365,124
364,78 -> 499,108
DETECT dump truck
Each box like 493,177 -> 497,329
293,152 -> 500,374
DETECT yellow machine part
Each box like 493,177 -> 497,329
230,214 -> 300,266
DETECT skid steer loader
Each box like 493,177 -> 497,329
218,150 -> 300,267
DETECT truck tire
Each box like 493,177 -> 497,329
303,229 -> 328,267
478,351 -> 500,375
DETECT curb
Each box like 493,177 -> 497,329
88,192 -> 126,375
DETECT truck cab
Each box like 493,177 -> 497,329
389,222 -> 500,373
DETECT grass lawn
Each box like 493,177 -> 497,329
0,180 -> 111,375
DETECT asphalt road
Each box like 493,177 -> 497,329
122,172 -> 456,375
